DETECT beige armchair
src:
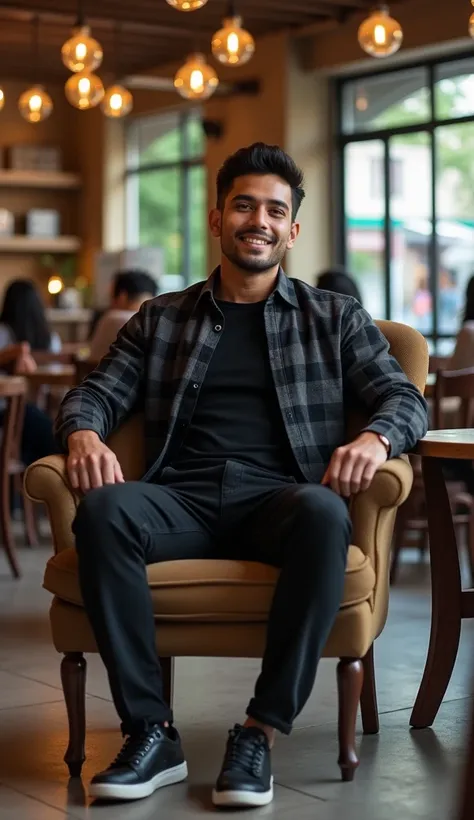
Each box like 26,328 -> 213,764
24,320 -> 428,783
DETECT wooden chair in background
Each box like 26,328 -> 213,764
0,376 -> 38,578
391,366 -> 474,584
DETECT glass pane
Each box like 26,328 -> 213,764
434,58 -> 474,120
341,67 -> 430,134
389,132 -> 433,334
138,168 -> 183,276
344,141 -> 386,317
436,122 -> 474,336
127,111 -> 182,169
188,165 -> 207,283
184,109 -> 204,159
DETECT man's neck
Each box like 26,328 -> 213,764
215,260 -> 279,303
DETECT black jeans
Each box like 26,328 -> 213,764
73,461 -> 351,736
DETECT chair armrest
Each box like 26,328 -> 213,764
24,455 -> 80,554
350,456 -> 413,635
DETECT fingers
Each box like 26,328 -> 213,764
67,451 -> 123,493
324,447 -> 379,496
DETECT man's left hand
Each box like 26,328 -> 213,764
321,432 -> 389,497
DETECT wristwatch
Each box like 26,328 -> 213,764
376,434 -> 391,456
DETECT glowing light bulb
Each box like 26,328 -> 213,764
100,85 -> 133,118
358,6 -> 403,58
211,15 -> 255,66
65,71 -> 104,110
174,53 -> 219,100
48,276 -> 63,295
61,25 -> 103,72
18,86 -> 53,123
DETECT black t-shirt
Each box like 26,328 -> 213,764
171,299 -> 300,477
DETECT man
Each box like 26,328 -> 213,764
88,268 -> 158,361
56,143 -> 428,808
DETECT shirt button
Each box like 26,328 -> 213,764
214,324 -> 222,332
192,383 -> 199,389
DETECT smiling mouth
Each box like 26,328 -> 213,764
238,235 -> 272,247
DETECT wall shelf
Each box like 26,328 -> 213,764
0,170 -> 81,190
0,236 -> 81,253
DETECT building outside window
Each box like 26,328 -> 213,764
126,108 -> 207,288
337,55 -> 474,353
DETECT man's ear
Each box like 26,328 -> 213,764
209,208 -> 222,238
286,221 -> 300,250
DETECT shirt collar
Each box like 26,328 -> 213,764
198,266 -> 299,309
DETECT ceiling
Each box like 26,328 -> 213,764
0,0 -> 406,84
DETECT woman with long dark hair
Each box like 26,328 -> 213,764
0,279 -> 60,465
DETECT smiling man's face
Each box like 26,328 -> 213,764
209,173 -> 299,274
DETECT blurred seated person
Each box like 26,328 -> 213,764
449,275 -> 474,371
0,278 -> 60,465
88,269 -> 158,362
316,268 -> 363,304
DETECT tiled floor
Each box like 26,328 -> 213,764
0,542 -> 472,819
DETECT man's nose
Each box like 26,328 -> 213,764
247,205 -> 269,230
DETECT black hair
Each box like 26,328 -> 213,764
0,279 -> 51,350
316,268 -> 363,305
463,275 -> 474,322
216,142 -> 305,220
113,269 -> 158,301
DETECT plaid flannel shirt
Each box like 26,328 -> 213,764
56,269 -> 428,483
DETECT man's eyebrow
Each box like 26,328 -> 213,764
231,194 -> 289,211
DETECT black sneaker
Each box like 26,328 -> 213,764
212,724 -> 273,808
89,724 -> 187,801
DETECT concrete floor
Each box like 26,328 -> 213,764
0,541 -> 472,820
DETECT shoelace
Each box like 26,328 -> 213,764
223,728 -> 266,777
112,728 -> 161,769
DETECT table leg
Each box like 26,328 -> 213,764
410,456 -> 463,729
456,695 -> 474,820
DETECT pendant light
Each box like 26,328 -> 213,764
211,1 -> 255,67
65,71 -> 104,110
174,52 -> 219,100
358,5 -> 403,58
101,25 -> 133,118
61,0 -> 103,72
165,0 -> 208,12
18,18 -> 53,123
0,88 -> 5,112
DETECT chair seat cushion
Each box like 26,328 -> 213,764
44,545 -> 375,623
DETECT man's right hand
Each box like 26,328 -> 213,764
66,431 -> 125,493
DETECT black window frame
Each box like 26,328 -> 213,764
335,50 -> 474,349
125,109 -> 205,287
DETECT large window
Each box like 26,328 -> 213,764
126,109 -> 207,286
337,55 -> 474,353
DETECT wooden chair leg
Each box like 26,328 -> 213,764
360,645 -> 379,735
160,656 -> 175,709
60,652 -> 87,778
337,658 -> 364,782
0,473 -> 20,578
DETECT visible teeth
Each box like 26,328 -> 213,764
241,237 -> 269,246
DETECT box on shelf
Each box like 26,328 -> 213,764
0,209 -> 15,236
25,209 -> 60,237
8,145 -> 62,171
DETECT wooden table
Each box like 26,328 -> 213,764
410,430 -> 474,729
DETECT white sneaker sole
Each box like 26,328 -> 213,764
212,777 -> 274,807
89,760 -> 188,801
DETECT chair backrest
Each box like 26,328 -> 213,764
0,376 -> 27,470
106,320 -> 429,481
346,320 -> 428,442
433,367 -> 474,429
